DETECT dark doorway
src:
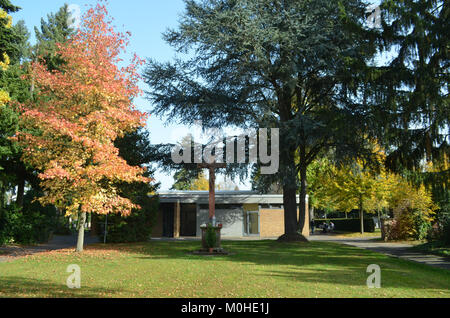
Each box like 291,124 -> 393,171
162,203 -> 174,237
180,204 -> 197,236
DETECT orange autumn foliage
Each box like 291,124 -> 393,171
16,3 -> 149,217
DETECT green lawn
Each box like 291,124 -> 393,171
0,240 -> 449,298
331,229 -> 382,238
413,241 -> 450,258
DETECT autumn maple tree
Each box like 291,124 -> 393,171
15,3 -> 149,252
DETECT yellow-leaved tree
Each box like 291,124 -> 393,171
325,162 -> 388,233
385,174 -> 437,240
307,141 -> 436,236
191,172 -> 209,191
308,142 -> 390,233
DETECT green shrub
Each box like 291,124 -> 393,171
0,196 -> 56,245
205,224 -> 217,248
24,191 -> 57,242
0,205 -> 19,245
413,209 -> 433,240
313,218 -> 376,232
96,195 -> 158,243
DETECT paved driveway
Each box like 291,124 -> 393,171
0,234 -> 99,262
309,234 -> 450,270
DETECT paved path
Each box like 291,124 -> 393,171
309,234 -> 450,270
0,234 -> 99,263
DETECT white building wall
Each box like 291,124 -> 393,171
197,208 -> 244,237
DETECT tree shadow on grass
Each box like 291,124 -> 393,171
250,266 -> 450,295
84,240 -> 446,268
0,276 -> 128,298
82,240 -> 450,292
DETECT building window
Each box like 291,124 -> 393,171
244,211 -> 259,235
259,204 -> 283,209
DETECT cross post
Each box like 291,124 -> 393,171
197,162 -> 226,225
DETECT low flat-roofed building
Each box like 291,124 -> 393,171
152,191 -> 309,238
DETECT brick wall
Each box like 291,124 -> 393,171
260,209 -> 285,237
260,206 -> 309,238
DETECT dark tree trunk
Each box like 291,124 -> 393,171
16,175 -> 25,208
0,184 -> 6,208
297,162 -> 307,233
90,213 -> 98,236
276,100 -> 308,242
377,209 -> 381,229
283,185 -> 298,235
277,150 -> 308,242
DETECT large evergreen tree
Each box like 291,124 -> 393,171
13,5 -> 75,207
1,4 -> 74,209
93,128 -> 159,243
34,4 -> 75,71
371,1 -> 449,215
0,0 -> 20,69
0,0 -> 18,13
0,0 -> 31,207
144,0 -> 379,241
376,0 -> 448,170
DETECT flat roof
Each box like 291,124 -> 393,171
155,190 -> 307,205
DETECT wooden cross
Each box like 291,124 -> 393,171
197,162 -> 226,224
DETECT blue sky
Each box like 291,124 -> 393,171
11,0 -> 229,190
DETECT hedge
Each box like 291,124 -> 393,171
0,203 -> 55,245
313,218 -> 376,233
95,195 -> 159,243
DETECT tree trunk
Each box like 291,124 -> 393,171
29,60 -> 35,98
90,213 -> 98,235
276,100 -> 307,242
0,183 -> 6,208
76,212 -> 87,252
359,197 -> 364,234
297,162 -> 307,234
377,209 -> 381,229
278,152 -> 307,242
16,175 -> 25,208
277,158 -> 307,242
283,185 -> 298,235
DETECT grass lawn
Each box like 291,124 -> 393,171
413,241 -> 450,258
0,240 -> 449,298
331,229 -> 382,238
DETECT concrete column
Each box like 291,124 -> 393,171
302,199 -> 310,237
174,201 -> 180,238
